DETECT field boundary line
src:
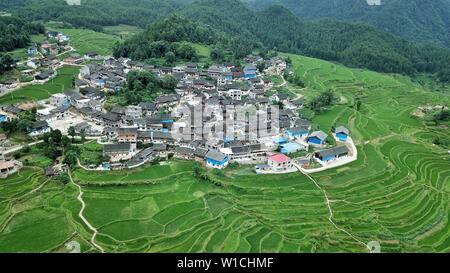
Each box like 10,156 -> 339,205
299,169 -> 370,252
68,170 -> 105,253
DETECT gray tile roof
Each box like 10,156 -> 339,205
315,146 -> 349,159
205,150 -> 228,162
309,131 -> 328,141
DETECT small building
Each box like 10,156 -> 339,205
254,164 -> 272,174
139,102 -> 157,116
335,126 -> 350,142
27,47 -> 38,55
315,146 -> 350,163
84,52 -> 99,59
45,164 -> 66,177
27,59 -> 40,69
35,71 -> 52,81
125,106 -> 143,120
0,114 -> 10,123
286,127 -> 309,139
127,147 -> 155,168
244,65 -> 257,80
103,143 -> 136,162
0,160 -> 22,178
280,142 -> 305,154
307,131 -> 328,145
272,136 -> 288,145
28,121 -> 51,137
102,112 -> 121,127
205,150 -> 229,169
117,127 -> 138,143
193,147 -> 208,158
173,146 -> 194,160
50,93 -> 69,107
267,153 -> 294,172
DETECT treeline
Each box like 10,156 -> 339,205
4,0 -> 450,82
4,0 -> 188,32
0,16 -> 45,52
244,0 -> 450,49
113,15 -> 216,61
113,14 -> 258,62
180,0 -> 450,82
110,70 -> 178,105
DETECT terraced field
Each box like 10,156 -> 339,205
48,28 -> 121,56
0,66 -> 80,105
0,53 -> 449,252
0,167 -> 92,252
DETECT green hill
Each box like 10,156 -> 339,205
2,52 -> 449,253
243,0 -> 450,48
179,0 -> 450,80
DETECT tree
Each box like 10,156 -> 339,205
165,51 -> 176,66
50,129 -> 62,144
309,90 -> 335,113
211,47 -> 225,62
64,149 -> 78,167
257,61 -> 265,73
161,75 -> 178,90
62,136 -> 71,148
68,126 -> 76,141
355,98 -> 362,111
0,53 -> 14,73
432,109 -> 450,124
58,172 -> 70,185
177,43 -> 196,60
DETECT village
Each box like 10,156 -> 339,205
0,30 -> 357,178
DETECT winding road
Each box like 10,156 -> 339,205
68,170 -> 105,253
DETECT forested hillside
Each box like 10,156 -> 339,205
0,16 -> 45,52
2,0 -> 189,31
3,0 -> 450,82
113,13 -> 259,62
180,0 -> 450,81
243,0 -> 450,48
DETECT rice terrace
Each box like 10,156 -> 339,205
1,53 -> 449,253
0,0 -> 449,256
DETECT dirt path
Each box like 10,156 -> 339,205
298,168 -> 370,252
3,140 -> 44,155
68,170 -> 105,253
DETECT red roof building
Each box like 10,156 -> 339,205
267,153 -> 294,172
269,153 -> 291,164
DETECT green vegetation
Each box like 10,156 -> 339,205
6,0 -> 450,81
181,0 -> 450,81
79,141 -> 104,167
112,14 -> 221,62
244,0 -> 450,49
48,28 -> 120,56
108,70 -> 178,105
0,65 -> 79,105
1,52 -> 448,252
0,15 -> 45,52
5,0 -> 188,31
103,25 -> 142,39
0,167 -> 94,253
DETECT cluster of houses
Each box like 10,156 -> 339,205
28,31 -> 70,57
1,51 -> 354,175
0,153 -> 22,178
0,31 -> 74,95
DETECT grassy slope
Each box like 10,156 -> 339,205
1,52 -> 449,253
0,65 -> 80,105
103,25 -> 142,40
49,28 -> 121,56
